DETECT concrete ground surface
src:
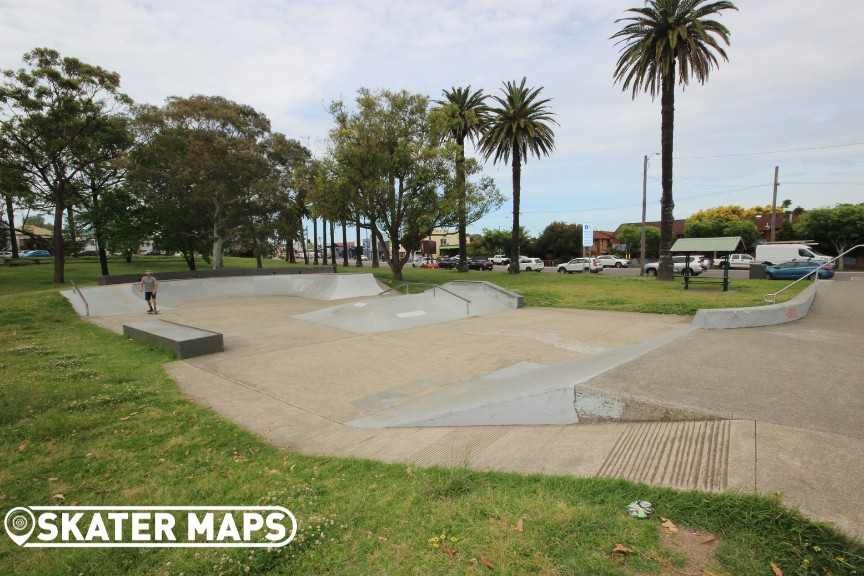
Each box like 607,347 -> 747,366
78,273 -> 864,541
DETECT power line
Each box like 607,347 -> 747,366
675,142 -> 864,160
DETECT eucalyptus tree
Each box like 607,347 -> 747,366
612,0 -> 737,280
76,113 -> 134,275
329,88 -> 450,280
434,86 -> 488,272
128,95 -> 272,269
0,163 -> 31,258
241,133 -> 310,265
0,47 -> 132,283
478,78 -> 557,274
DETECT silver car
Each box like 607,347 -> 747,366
642,256 -> 704,277
557,258 -> 603,274
518,256 -> 545,272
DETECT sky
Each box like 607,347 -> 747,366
2,0 -> 863,237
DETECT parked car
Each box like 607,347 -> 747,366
765,259 -> 834,280
557,258 -> 603,274
490,254 -> 511,265
690,255 -> 711,269
412,257 -> 433,268
23,250 -> 52,257
0,250 -> 12,257
518,256 -> 545,272
420,260 -> 439,269
716,253 -> 754,269
468,258 -> 493,271
437,257 -> 459,269
595,254 -> 629,268
642,256 -> 704,277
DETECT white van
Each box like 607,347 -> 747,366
754,243 -> 826,266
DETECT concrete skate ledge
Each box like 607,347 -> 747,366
123,320 -> 223,359
443,281 -> 524,309
692,282 -> 817,329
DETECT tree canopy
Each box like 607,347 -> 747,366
479,77 -> 556,274
612,0 -> 737,280
0,47 -> 132,282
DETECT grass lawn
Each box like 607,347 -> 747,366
0,257 -> 859,575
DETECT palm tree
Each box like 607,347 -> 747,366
478,78 -> 557,274
435,86 -> 488,273
612,0 -> 736,280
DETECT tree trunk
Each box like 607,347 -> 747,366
330,219 -> 337,270
5,195 -> 19,258
371,220 -> 380,268
457,138 -> 469,273
342,220 -> 349,267
509,148 -> 522,274
312,217 -> 318,265
66,205 -> 77,255
658,64 -> 676,281
96,232 -> 109,277
211,200 -> 224,270
355,216 -> 362,267
52,199 -> 65,284
322,217 -> 328,265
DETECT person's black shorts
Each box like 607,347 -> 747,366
145,291 -> 156,301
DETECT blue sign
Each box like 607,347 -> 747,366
582,223 -> 593,248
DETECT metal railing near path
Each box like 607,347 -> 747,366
379,282 -> 472,315
70,281 -> 90,318
764,244 -> 864,304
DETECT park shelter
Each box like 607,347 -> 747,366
670,236 -> 744,292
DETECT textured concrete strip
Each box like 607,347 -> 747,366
755,421 -> 864,540
595,420 -> 731,491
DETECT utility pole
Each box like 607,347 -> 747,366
640,153 -> 658,276
770,166 -> 779,242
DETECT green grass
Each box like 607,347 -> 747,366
363,265 -> 808,315
0,258 -> 858,575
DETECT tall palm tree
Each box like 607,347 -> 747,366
435,86 -> 488,273
478,78 -> 557,274
612,0 -> 736,280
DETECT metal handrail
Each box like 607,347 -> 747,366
70,280 -> 90,317
379,282 -> 472,315
763,244 -> 864,304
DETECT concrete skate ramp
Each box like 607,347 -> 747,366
347,325 -> 714,428
61,273 -> 384,318
295,281 -> 522,334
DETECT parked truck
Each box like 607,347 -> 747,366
716,253 -> 755,269
754,243 -> 826,266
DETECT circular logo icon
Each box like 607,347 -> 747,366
4,507 -> 36,546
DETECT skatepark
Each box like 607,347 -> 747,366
62,272 -> 864,539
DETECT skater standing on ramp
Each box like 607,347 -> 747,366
139,270 -> 159,314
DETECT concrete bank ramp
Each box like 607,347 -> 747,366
295,281 -> 523,335
61,273 -> 385,318
348,325 -> 718,428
